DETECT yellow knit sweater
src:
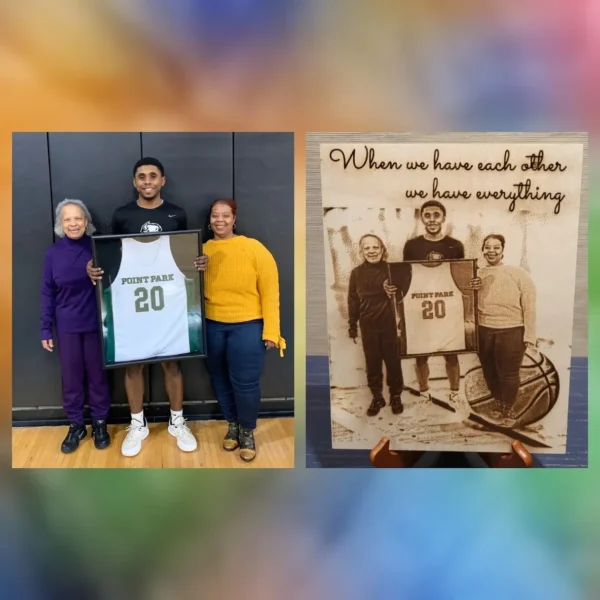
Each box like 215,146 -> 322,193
203,235 -> 286,356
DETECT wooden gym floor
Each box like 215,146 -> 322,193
12,417 -> 294,469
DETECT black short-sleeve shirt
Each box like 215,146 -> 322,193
402,235 -> 464,261
110,200 -> 187,235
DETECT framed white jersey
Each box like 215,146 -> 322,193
388,259 -> 478,357
92,230 -> 206,368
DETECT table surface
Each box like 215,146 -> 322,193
306,356 -> 588,469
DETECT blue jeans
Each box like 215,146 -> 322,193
478,325 -> 525,408
205,319 -> 266,430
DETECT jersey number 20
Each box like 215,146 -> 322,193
422,299 -> 446,319
134,286 -> 165,312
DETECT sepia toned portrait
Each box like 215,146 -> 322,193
317,136 -> 585,454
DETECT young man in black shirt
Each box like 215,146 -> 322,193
385,200 -> 464,407
110,190 -> 187,235
402,201 -> 465,263
348,234 -> 404,416
87,157 -> 208,457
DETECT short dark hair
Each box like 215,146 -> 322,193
133,157 -> 165,177
210,198 -> 237,216
420,200 -> 446,217
482,234 -> 505,251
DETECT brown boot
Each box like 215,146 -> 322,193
239,426 -> 256,462
223,422 -> 239,451
489,404 -> 517,428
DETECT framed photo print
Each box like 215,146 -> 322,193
91,230 -> 207,368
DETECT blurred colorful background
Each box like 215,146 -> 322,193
1,0 -> 594,598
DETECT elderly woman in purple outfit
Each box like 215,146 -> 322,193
40,199 -> 112,454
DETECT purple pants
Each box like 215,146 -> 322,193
57,330 -> 111,424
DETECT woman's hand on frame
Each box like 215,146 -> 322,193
469,277 -> 482,290
86,259 -> 103,285
194,255 -> 208,271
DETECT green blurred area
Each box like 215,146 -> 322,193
18,470 -> 272,580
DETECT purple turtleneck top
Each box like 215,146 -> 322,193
40,235 -> 99,340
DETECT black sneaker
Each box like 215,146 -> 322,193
367,395 -> 386,417
223,422 -> 239,451
92,420 -> 111,450
390,394 -> 404,415
239,426 -> 256,462
61,423 -> 87,454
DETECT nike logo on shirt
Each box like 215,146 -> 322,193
168,214 -> 177,218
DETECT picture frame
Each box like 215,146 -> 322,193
91,229 -> 207,369
387,258 -> 479,358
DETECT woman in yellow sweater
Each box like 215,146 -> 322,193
196,198 -> 285,462
471,234 -> 537,426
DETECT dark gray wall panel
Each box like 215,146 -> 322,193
233,132 -> 295,400
141,132 -> 233,231
141,133 -> 233,404
48,133 -> 142,234
12,133 -> 62,409
47,132 -> 143,408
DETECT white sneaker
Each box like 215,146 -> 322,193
417,390 -> 430,404
449,391 -> 460,406
449,391 -> 470,418
168,416 -> 197,452
121,418 -> 149,457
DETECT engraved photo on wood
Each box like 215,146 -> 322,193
316,135 -> 585,454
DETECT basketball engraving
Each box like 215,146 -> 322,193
465,349 -> 560,428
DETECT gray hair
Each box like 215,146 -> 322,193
54,199 -> 96,237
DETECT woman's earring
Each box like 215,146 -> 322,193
208,224 -> 212,230
233,223 -> 236,231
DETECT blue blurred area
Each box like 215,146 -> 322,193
144,0 -> 302,49
5,471 -> 581,599
339,473 -> 575,600
1,484 -> 98,600
415,27 -> 560,131
1,520 -> 46,600
204,472 -> 581,599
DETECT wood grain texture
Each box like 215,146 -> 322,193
12,417 -> 294,469
306,132 -> 588,357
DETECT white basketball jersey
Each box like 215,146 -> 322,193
403,263 -> 466,355
108,236 -> 190,362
